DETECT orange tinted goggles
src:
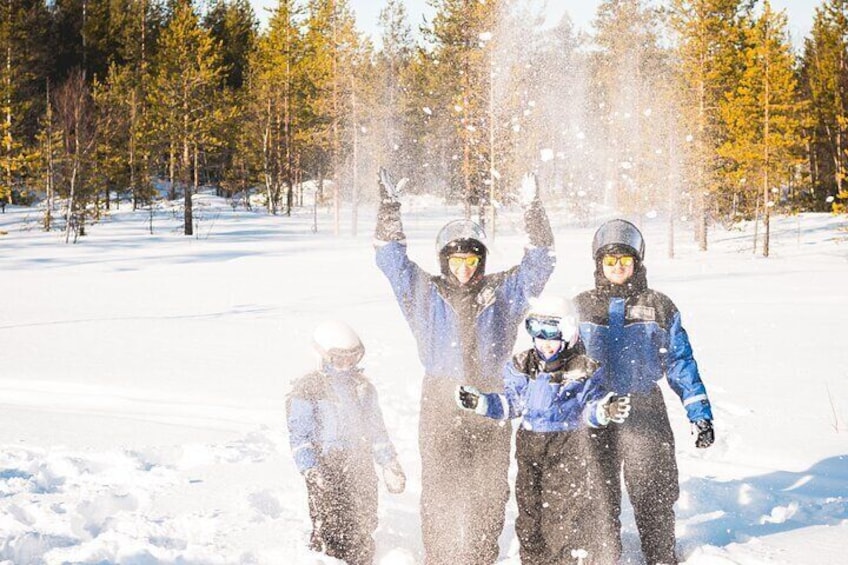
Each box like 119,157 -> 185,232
602,254 -> 635,267
448,255 -> 480,269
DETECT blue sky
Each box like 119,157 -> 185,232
250,0 -> 820,47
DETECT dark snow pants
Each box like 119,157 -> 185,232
514,428 -> 619,565
307,451 -> 379,565
418,378 -> 511,565
591,385 -> 680,565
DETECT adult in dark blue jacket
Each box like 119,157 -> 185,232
374,169 -> 556,564
287,321 -> 406,565
574,219 -> 715,565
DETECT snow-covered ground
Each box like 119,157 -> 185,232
0,193 -> 845,564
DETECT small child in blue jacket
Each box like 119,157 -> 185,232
286,321 -> 406,565
456,296 -> 630,565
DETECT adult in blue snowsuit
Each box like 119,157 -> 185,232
286,321 -> 406,565
456,295 -> 632,565
574,219 -> 715,565
374,169 -> 556,564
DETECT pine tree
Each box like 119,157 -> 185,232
800,0 -> 848,213
204,0 -> 257,90
301,0 -> 363,234
422,0 -> 499,218
373,0 -> 417,184
483,1 -> 540,199
592,0 -> 671,220
718,1 -> 804,257
1,0 -> 52,205
148,0 -> 225,236
669,0 -> 747,249
246,0 -> 306,215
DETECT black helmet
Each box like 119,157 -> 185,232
435,219 -> 488,284
592,219 -> 645,261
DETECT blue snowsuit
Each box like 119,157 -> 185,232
286,366 -> 398,565
574,262 -> 713,565
375,198 -> 555,564
477,347 -> 619,564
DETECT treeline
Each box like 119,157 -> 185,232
1,0 -> 847,252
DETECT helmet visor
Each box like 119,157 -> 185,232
436,219 -> 488,253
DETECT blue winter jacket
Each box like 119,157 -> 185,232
286,366 -> 397,473
574,273 -> 713,423
375,241 -> 556,388
480,348 -> 610,432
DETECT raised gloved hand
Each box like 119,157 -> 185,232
378,167 -> 408,205
694,419 -> 714,448
455,385 -> 488,415
382,459 -> 406,494
604,394 -> 631,424
303,467 -> 325,490
376,167 -> 408,241
517,172 -> 539,207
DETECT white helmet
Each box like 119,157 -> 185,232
524,295 -> 578,348
312,320 -> 365,370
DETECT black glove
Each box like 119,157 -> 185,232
455,385 -> 489,414
603,394 -> 632,424
518,173 -> 553,248
456,385 -> 479,410
375,167 -> 406,242
694,419 -> 714,448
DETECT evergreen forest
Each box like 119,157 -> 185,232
3,0 -> 848,254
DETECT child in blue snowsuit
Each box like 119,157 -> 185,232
575,219 -> 715,565
456,296 -> 631,565
286,321 -> 406,565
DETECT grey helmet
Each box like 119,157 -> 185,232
435,219 -> 488,283
435,219 -> 488,255
592,219 -> 645,261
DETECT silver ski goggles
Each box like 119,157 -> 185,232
525,317 -> 563,340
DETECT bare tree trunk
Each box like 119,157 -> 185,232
763,30 -> 771,258
168,142 -> 176,200
64,166 -> 77,244
262,101 -> 275,214
183,133 -> 193,236
44,79 -> 54,231
351,82 -> 358,237
668,136 -> 676,259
